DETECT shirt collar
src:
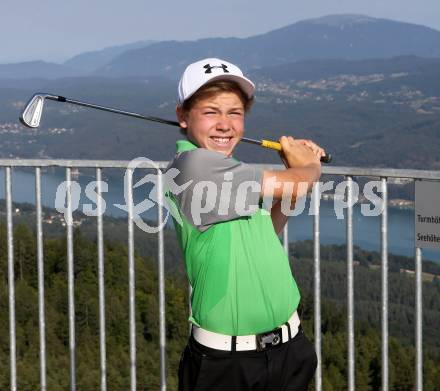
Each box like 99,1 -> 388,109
176,139 -> 199,152
175,138 -> 239,161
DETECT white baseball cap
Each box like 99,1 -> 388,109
177,58 -> 255,104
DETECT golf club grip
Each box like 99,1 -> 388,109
261,139 -> 332,163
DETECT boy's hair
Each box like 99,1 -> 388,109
179,80 -> 254,135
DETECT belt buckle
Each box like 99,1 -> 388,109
256,328 -> 282,351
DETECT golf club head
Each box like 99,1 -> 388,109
20,94 -> 46,128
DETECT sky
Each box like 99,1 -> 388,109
1,0 -> 439,64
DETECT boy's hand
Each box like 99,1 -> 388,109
278,136 -> 324,168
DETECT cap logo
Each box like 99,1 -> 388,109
203,63 -> 230,74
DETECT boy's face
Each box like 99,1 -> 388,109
177,91 -> 245,157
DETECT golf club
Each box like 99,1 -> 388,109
20,93 -> 332,163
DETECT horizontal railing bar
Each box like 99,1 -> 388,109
255,165 -> 440,179
0,159 -> 170,169
322,166 -> 440,179
0,159 -> 439,179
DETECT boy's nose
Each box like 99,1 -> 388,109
216,116 -> 231,131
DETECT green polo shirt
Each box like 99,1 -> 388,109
165,139 -> 300,335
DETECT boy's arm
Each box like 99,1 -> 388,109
261,137 -> 324,235
170,148 -> 263,231
270,199 -> 295,236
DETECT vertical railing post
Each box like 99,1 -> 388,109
157,170 -> 167,391
381,178 -> 389,391
346,176 -> 355,391
6,167 -> 17,391
66,167 -> 76,391
35,167 -> 47,391
96,168 -> 107,391
415,247 -> 423,391
312,182 -> 322,391
126,168 -> 136,391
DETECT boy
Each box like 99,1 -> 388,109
166,58 -> 324,390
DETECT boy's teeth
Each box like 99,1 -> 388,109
212,137 -> 230,144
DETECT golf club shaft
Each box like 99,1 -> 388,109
41,94 -> 332,163
46,95 -> 180,127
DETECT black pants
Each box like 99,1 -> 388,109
178,328 -> 317,391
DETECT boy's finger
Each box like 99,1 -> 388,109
279,136 -> 291,151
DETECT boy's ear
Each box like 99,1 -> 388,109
176,106 -> 188,129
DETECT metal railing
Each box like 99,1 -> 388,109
1,158 -> 439,391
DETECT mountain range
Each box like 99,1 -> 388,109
96,14 -> 440,78
63,40 -> 156,73
1,14 -> 440,79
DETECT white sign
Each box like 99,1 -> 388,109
415,180 -> 440,249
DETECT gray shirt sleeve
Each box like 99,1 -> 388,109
168,148 -> 263,231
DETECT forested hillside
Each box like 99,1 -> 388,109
0,218 -> 439,389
